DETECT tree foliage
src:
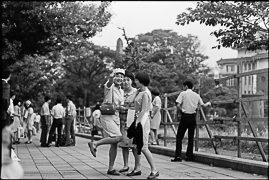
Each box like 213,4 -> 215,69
176,1 -> 269,51
2,1 -> 112,69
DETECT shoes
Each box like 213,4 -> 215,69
88,142 -> 97,157
127,170 -> 142,176
151,142 -> 158,145
46,143 -> 51,147
147,171 -> 159,179
185,156 -> 193,162
119,167 -> 129,173
171,157 -> 182,162
41,143 -> 47,147
107,169 -> 120,175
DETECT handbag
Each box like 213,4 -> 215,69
17,126 -> 24,139
100,87 -> 116,115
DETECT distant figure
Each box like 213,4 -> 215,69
11,98 -> 22,144
24,100 -> 35,144
150,87 -> 162,145
65,95 -> 76,146
40,96 -> 51,147
34,113 -> 41,133
171,80 -> 211,162
92,103 -> 103,137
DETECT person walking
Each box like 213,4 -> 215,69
171,80 -> 211,162
126,71 -> 159,179
40,96 -> 51,147
34,112 -> 41,133
47,97 -> 65,147
149,87 -> 162,145
64,95 -> 76,146
88,68 -> 125,176
118,70 -> 138,173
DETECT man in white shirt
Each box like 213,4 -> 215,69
64,95 -> 76,146
171,80 -> 211,162
40,96 -> 51,147
47,97 -> 65,147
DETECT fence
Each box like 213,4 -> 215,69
161,68 -> 268,162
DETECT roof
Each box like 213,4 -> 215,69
252,53 -> 268,59
216,57 -> 252,64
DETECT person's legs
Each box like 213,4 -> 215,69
65,117 -> 72,145
174,119 -> 188,159
142,148 -> 158,173
108,143 -> 118,171
149,129 -> 156,144
40,116 -> 48,146
132,148 -> 141,171
122,147 -> 129,169
47,120 -> 57,145
70,118 -> 75,145
94,136 -> 122,148
186,118 -> 196,160
56,119 -> 62,146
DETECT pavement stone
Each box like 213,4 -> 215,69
12,132 -> 268,179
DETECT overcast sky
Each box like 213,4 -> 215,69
89,1 -> 238,68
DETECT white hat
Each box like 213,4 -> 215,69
25,100 -> 31,105
110,68 -> 125,77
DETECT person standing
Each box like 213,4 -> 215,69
171,80 -> 211,162
34,112 -> 41,133
24,100 -> 34,144
126,71 -> 159,179
11,98 -> 22,144
118,70 -> 138,173
88,68 -> 125,175
7,91 -> 16,147
47,97 -> 65,147
149,88 -> 162,145
64,95 -> 76,146
40,96 -> 51,147
92,103 -> 104,137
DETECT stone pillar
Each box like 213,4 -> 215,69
116,38 -> 123,54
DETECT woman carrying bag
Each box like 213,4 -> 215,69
88,68 -> 125,176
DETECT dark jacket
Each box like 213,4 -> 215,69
127,120 -> 143,155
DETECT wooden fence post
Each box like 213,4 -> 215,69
163,93 -> 167,147
237,64 -> 242,158
195,110 -> 199,151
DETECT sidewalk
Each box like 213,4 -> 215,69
14,132 -> 267,179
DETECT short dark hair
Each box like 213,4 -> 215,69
10,90 -> 16,97
135,72 -> 150,86
125,70 -> 135,82
66,94 -> 73,101
56,97 -> 62,104
45,96 -> 51,102
151,87 -> 160,96
13,98 -> 21,106
183,80 -> 193,89
2,69 -> 11,79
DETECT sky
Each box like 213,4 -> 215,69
89,1 -> 238,69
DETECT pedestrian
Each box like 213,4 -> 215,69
118,70 -> 138,173
126,71 -> 159,179
11,98 -> 22,144
40,96 -> 51,147
64,94 -> 76,146
171,80 -> 211,162
7,91 -> 16,147
88,68 -> 125,176
24,100 -> 35,144
149,87 -> 162,145
34,112 -> 41,133
92,103 -> 104,137
47,97 -> 65,147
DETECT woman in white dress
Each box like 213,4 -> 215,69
88,68 -> 125,176
24,100 -> 34,144
150,88 -> 162,145
11,98 -> 22,144
126,72 -> 159,179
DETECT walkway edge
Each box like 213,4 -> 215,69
76,133 -> 268,176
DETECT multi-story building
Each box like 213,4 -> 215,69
216,47 -> 268,118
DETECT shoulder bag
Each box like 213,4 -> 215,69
100,87 -> 116,115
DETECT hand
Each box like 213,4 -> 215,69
206,102 -> 211,106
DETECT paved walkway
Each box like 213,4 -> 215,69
14,133 -> 267,179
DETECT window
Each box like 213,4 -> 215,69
226,65 -> 229,72
248,64 -> 251,70
244,64 -> 247,71
245,77 -> 247,85
248,91 -> 251,94
231,65 -> 235,72
226,80 -> 229,86
252,63 -> 255,70
261,76 -> 266,82
249,76 -> 251,85
231,79 -> 234,86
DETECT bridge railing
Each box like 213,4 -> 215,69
161,68 -> 268,162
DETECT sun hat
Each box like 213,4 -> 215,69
110,68 -> 125,77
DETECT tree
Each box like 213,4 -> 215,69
2,1 -> 112,69
176,1 -> 269,51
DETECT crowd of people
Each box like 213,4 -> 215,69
2,67 -> 211,179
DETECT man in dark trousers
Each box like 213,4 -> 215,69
40,96 -> 51,147
2,69 -> 12,157
171,80 -> 211,162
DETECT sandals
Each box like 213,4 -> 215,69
88,142 -> 97,157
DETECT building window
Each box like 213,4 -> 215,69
249,76 -> 251,85
248,91 -> 251,94
226,80 -> 229,86
231,79 -> 234,86
261,76 -> 266,82
244,91 -> 246,94
252,63 -> 255,70
245,77 -> 247,85
248,64 -> 251,70
231,65 -> 235,72
226,65 -> 229,72
244,64 -> 247,71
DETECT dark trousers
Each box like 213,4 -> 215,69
175,112 -> 196,159
40,116 -> 48,145
65,116 -> 75,145
47,118 -> 63,145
